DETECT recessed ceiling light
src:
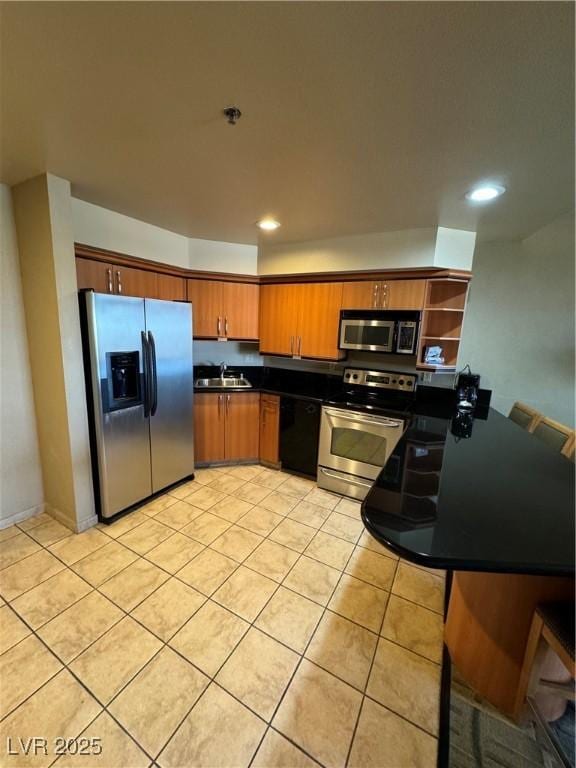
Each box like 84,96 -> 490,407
257,218 -> 281,231
465,184 -> 506,202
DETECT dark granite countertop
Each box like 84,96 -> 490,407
362,407 -> 575,576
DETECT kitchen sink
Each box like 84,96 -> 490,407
195,377 -> 252,388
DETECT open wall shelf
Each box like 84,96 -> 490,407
416,278 -> 469,371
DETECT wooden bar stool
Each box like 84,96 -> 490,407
515,601 -> 575,718
508,402 -> 542,432
532,417 -> 575,458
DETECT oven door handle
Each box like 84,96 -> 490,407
319,468 -> 374,488
323,407 -> 402,428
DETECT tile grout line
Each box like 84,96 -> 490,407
1,464 -> 444,766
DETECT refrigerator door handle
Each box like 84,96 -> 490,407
141,331 -> 151,417
148,330 -> 158,416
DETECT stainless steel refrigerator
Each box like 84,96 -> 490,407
81,291 -> 194,520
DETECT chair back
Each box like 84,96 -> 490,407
508,402 -> 542,432
532,417 -> 575,457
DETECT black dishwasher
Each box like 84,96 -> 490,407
279,396 -> 321,477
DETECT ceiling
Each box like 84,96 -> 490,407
1,2 -> 573,245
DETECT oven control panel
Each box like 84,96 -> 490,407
343,368 -> 416,392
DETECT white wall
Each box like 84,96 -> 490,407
72,198 -> 189,268
258,226 -> 475,275
458,212 -> 575,426
0,184 -> 44,526
72,198 -> 258,274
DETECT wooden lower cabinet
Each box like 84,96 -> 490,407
193,392 -> 259,464
225,393 -> 260,461
259,394 -> 280,466
193,393 -> 226,463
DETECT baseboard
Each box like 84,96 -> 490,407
0,502 -> 45,530
45,504 -> 78,533
76,513 -> 98,533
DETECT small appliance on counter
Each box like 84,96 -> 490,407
455,365 -> 481,411
339,310 -> 419,355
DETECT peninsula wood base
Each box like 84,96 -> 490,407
444,570 -> 574,719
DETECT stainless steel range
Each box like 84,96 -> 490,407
317,368 -> 417,500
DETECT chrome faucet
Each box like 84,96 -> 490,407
220,362 -> 227,379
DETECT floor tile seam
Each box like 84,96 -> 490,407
361,688 -> 441,740
261,725 -> 328,768
389,584 -> 445,616
341,554 -> 401,768
262,537 -> 360,743
44,706 -> 107,768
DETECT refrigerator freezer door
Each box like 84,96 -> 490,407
84,292 -> 152,518
145,298 -> 194,492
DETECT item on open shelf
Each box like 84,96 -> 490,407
424,345 -> 444,365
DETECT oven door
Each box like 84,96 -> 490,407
318,406 -> 405,484
339,319 -> 395,352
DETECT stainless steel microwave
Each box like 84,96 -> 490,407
339,310 -> 419,355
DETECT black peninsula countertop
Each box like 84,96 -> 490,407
362,407 -> 575,577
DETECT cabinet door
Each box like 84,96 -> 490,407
341,281 -> 379,310
225,393 -> 260,461
187,279 -> 223,338
298,282 -> 344,360
385,279 -> 425,310
114,264 -> 158,298
157,274 -> 186,301
194,393 -> 225,463
259,284 -> 300,356
259,394 -> 280,466
76,257 -> 114,293
221,282 -> 259,340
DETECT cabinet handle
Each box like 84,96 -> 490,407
226,394 -> 230,415
116,270 -> 122,294
380,282 -> 387,309
218,394 -> 223,418
298,336 -> 302,356
373,283 -> 379,308
225,317 -> 228,336
290,336 -> 294,356
217,317 -> 222,336
106,268 -> 113,293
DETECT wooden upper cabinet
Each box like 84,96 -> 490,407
187,279 -> 223,337
341,281 -> 379,310
156,274 -> 186,301
76,257 -> 185,301
299,282 -> 344,360
260,282 -> 344,360
113,264 -> 158,299
76,257 -> 115,293
385,279 -> 425,310
221,282 -> 259,340
341,279 -> 425,310
259,284 -> 299,356
187,279 -> 259,339
224,392 -> 260,461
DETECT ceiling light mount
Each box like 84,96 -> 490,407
256,218 -> 281,231
223,106 -> 242,125
465,184 -> 506,203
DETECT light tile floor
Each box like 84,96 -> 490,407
0,465 -> 445,768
